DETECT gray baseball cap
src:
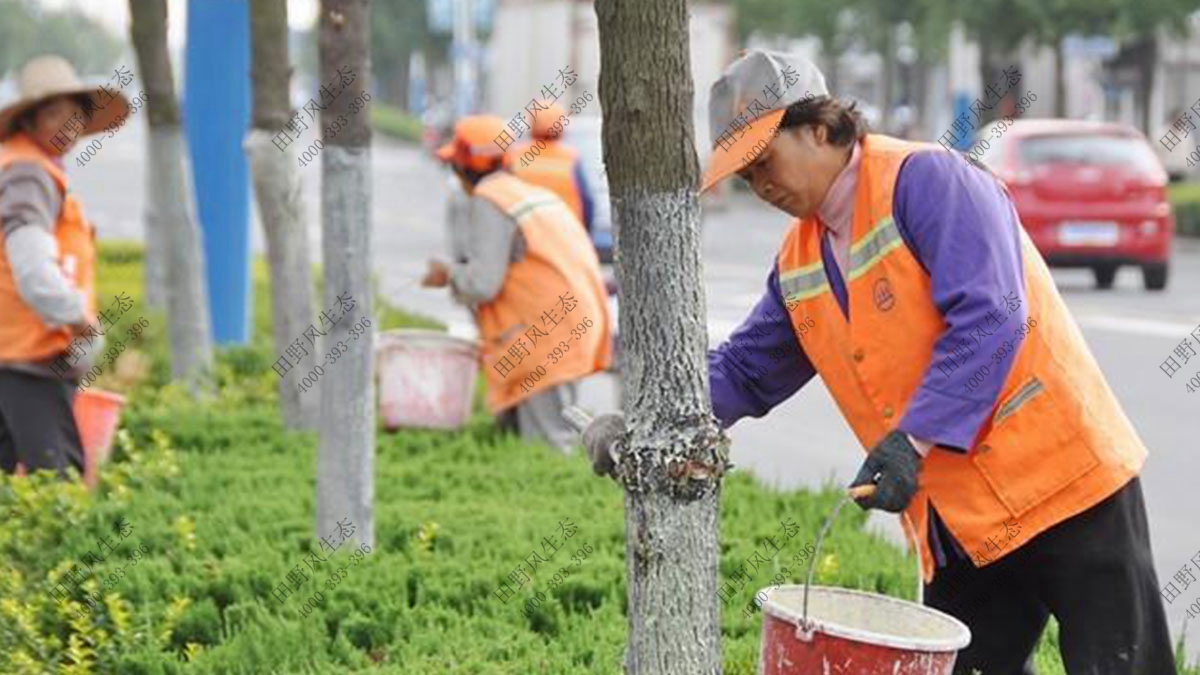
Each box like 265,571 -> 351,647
701,50 -> 829,192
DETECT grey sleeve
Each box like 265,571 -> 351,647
0,163 -> 85,327
0,162 -> 62,235
447,194 -> 524,305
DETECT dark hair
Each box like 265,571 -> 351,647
777,95 -> 869,147
12,93 -> 94,135
455,160 -> 504,186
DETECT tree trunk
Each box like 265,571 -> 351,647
1054,34 -> 1067,118
128,0 -> 214,393
316,0 -> 374,548
977,29 -> 996,126
1137,35 -> 1158,134
594,1 -> 728,673
247,0 -> 318,431
879,26 -> 895,132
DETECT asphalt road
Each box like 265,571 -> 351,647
78,123 -> 1200,655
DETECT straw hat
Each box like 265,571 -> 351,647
0,55 -> 131,142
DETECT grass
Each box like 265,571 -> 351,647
370,103 -> 423,144
0,241 -> 1195,673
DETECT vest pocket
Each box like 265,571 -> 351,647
971,376 -> 1094,518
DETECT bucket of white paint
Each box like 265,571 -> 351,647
377,329 -> 479,430
757,495 -> 971,674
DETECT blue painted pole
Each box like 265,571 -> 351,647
184,0 -> 252,344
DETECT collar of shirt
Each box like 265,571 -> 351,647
817,140 -> 862,241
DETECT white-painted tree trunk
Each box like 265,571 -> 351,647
146,125 -> 214,392
595,0 -> 729,671
315,144 -> 374,547
246,130 -> 318,429
142,201 -> 167,309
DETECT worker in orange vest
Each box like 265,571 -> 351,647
582,50 -> 1174,673
0,56 -> 129,480
504,104 -> 595,235
423,115 -> 612,452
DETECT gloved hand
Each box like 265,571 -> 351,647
582,413 -> 624,478
849,431 -> 923,513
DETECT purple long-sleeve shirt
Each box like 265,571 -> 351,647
709,148 -> 1029,566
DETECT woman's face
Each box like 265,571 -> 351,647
736,125 -> 849,219
28,95 -> 86,156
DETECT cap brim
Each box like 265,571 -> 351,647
435,140 -> 456,162
700,108 -> 786,193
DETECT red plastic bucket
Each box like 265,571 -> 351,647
377,329 -> 480,431
758,583 -> 970,674
14,388 -> 124,488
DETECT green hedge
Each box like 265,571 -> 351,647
1170,182 -> 1200,237
370,104 -> 423,144
3,242 -> 1196,673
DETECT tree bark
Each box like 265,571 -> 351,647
1137,35 -> 1158,135
879,25 -> 895,132
595,0 -> 728,673
1054,34 -> 1067,118
128,0 -> 170,309
128,0 -> 214,393
247,0 -> 318,430
316,0 -> 374,548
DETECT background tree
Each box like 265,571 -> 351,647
594,0 -> 729,673
247,0 -> 319,430
316,0 -> 375,547
0,1 -> 122,77
128,0 -> 214,393
1112,0 -> 1197,133
370,0 -> 452,110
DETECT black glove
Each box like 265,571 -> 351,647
849,431 -> 922,513
582,413 -> 624,478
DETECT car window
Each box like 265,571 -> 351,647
1018,134 -> 1160,172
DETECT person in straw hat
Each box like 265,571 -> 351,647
581,50 -> 1172,673
422,114 -> 612,453
0,55 -> 130,481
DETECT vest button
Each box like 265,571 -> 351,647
853,349 -> 865,363
882,405 -> 894,419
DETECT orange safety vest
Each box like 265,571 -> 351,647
777,134 -> 1146,581
506,140 -> 586,227
0,133 -> 97,363
472,171 -> 611,413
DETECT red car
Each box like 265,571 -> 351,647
974,119 -> 1174,290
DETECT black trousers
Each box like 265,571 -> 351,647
925,477 -> 1176,675
0,369 -> 85,480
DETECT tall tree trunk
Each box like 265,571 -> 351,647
1054,34 -> 1067,118
247,0 -> 318,430
316,0 -> 374,547
1136,35 -> 1158,134
128,0 -> 214,393
880,26 -> 895,132
595,1 -> 728,673
912,51 -> 929,140
977,29 -> 996,126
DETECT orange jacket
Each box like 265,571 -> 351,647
506,141 -> 586,228
472,172 -> 611,413
777,134 -> 1146,581
0,133 -> 96,363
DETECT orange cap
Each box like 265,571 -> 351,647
436,115 -> 508,172
532,104 -> 567,139
699,108 -> 786,192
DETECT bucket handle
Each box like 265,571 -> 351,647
797,481 -> 925,640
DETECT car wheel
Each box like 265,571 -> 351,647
1142,263 -> 1168,291
1093,265 -> 1117,290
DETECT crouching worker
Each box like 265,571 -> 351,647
423,115 -> 612,452
0,56 -> 129,480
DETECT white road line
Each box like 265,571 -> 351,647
1075,313 -> 1198,338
